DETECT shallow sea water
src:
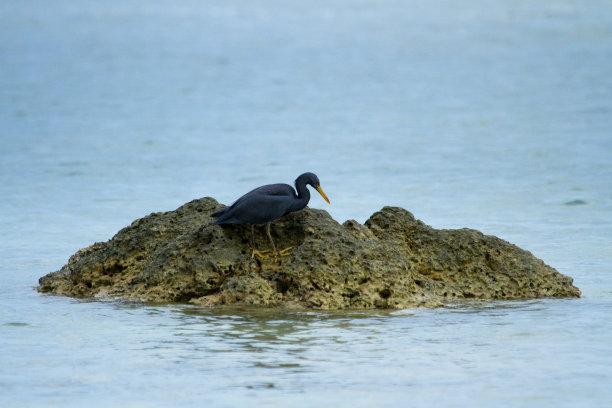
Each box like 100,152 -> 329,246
1,1 -> 612,407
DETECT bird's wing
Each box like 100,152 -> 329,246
214,183 -> 297,224
230,184 -> 295,206
250,183 -> 296,197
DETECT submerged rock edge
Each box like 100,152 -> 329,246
38,197 -> 581,309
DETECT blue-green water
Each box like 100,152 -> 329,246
1,1 -> 611,406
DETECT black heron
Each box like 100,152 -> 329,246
211,172 -> 330,258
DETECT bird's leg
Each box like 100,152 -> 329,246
265,222 -> 278,255
265,222 -> 292,257
251,224 -> 270,259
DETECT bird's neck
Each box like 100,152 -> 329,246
293,181 -> 311,210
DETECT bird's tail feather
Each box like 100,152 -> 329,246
211,208 -> 227,218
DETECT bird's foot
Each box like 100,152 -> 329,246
276,247 -> 293,257
251,249 -> 272,259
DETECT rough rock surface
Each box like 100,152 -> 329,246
38,197 -> 580,309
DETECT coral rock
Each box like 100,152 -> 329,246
38,197 -> 580,309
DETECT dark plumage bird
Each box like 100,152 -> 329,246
212,172 -> 330,258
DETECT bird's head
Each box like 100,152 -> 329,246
297,172 -> 330,204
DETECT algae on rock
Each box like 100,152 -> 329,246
38,197 -> 580,309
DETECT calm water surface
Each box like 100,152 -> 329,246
1,1 -> 611,407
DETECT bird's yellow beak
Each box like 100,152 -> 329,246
316,185 -> 330,204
